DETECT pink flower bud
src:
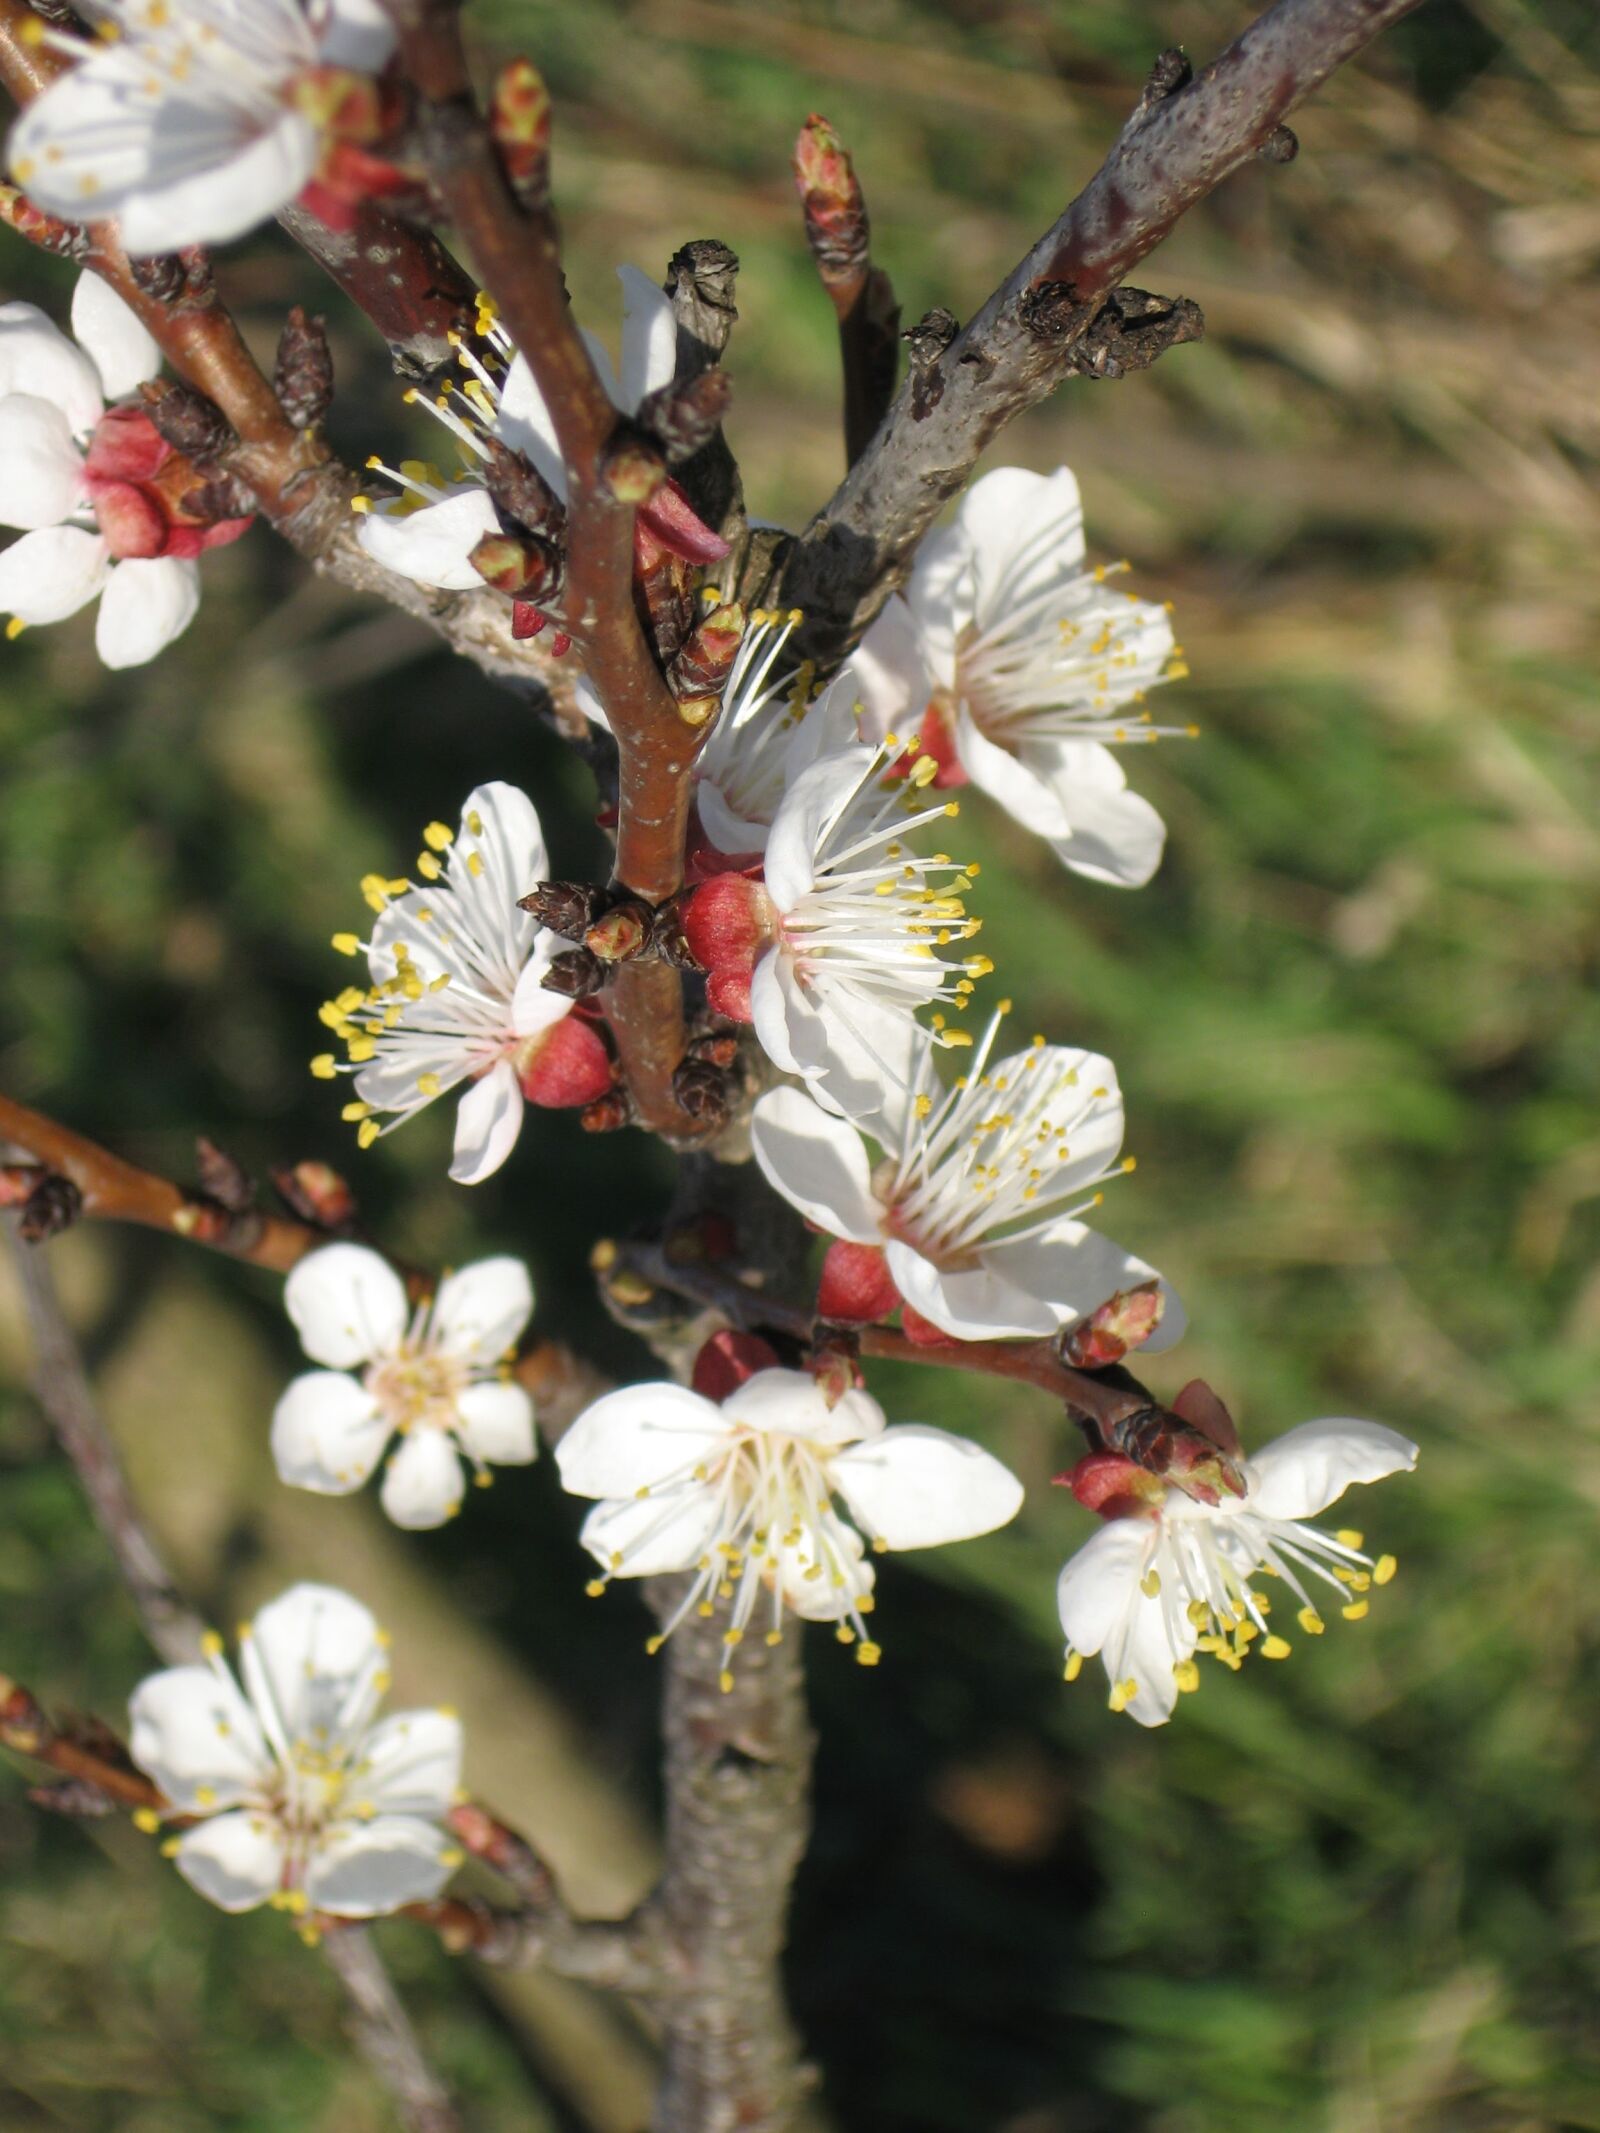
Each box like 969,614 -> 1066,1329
516,1016 -> 614,1109
1054,1449 -> 1162,1518
1058,1281 -> 1165,1369
817,1239 -> 899,1324
680,874 -> 775,991
692,1330 -> 781,1402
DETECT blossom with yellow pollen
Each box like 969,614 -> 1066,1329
128,1582 -> 462,1918
272,1242 -> 537,1529
852,464 -> 1191,887
556,1362 -> 1024,1684
1056,1388 -> 1417,1725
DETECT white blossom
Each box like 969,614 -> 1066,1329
312,782 -> 613,1184
555,1367 -> 1024,1678
854,465 -> 1189,887
129,1582 -> 462,1917
751,1005 -> 1184,1344
1057,1418 -> 1418,1725
356,266 -> 714,592
681,737 -> 987,1120
272,1242 -> 536,1529
8,0 -> 395,254
0,273 -> 215,668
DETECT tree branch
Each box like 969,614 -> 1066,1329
318,1932 -> 466,2133
277,195 -> 477,379
793,115 -> 900,468
779,0 -> 1427,662
0,1092 -> 321,1272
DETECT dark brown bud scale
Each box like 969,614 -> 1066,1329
540,948 -> 606,999
668,600 -> 744,701
579,1090 -> 632,1134
636,367 -> 733,464
670,1059 -> 730,1128
273,306 -> 334,430
17,1172 -> 83,1244
519,880 -> 606,939
195,1137 -> 256,1214
140,380 -> 235,464
484,436 -> 566,539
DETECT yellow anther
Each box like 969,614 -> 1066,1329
718,1670 -> 734,1694
342,1101 -> 373,1122
132,1806 -> 162,1834
645,1634 -> 664,1654
357,1119 -> 381,1149
1336,1529 -> 1364,1549
1173,1660 -> 1200,1694
1063,1650 -> 1084,1682
1296,1608 -> 1325,1636
416,851 -> 442,881
417,1072 -> 441,1098
1261,1635 -> 1292,1660
855,1641 -> 882,1668
1341,1600 -> 1370,1621
330,932 -> 361,957
1140,1569 -> 1161,1599
346,1036 -> 376,1063
1121,1156 -> 1137,1173
1373,1554 -> 1397,1585
422,820 -> 454,851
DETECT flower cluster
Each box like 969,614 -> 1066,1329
0,273 -> 250,666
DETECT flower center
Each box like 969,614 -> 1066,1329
365,1346 -> 467,1435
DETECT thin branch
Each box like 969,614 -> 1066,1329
0,1092 -> 321,1273
793,115 -> 900,467
779,0 -> 1427,661
318,1932 -> 467,2133
0,1675 -> 165,1812
0,0 -> 580,721
5,1220 -> 205,1664
277,196 -> 477,379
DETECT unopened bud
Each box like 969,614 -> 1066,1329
140,379 -> 234,464
1053,1449 -> 1163,1518
16,1172 -> 81,1244
793,113 -> 868,289
687,1030 -> 739,1070
271,1160 -> 357,1233
540,948 -> 605,999
128,251 -> 188,302
518,879 -> 606,939
692,1329 -> 781,1402
668,600 -> 744,701
470,529 -> 563,602
636,366 -> 733,463
484,436 -> 565,538
1058,1281 -> 1164,1369
518,1017 -> 614,1108
817,1239 -> 899,1324
809,1344 -> 862,1409
179,472 -> 257,524
273,306 -> 334,431
671,1058 -> 729,1128
676,694 -> 718,728
584,902 -> 651,964
579,1090 -> 632,1134
600,428 -> 667,505
490,58 -> 551,200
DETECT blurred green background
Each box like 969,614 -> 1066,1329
3,0 -> 1599,2128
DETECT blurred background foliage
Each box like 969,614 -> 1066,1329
2,0 -> 1599,2128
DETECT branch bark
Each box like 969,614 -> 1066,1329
778,0 -> 1427,662
277,196 -> 478,378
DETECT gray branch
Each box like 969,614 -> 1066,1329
777,0 -> 1426,663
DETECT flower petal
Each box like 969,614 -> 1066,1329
0,393 -> 84,528
94,555 -> 199,668
616,264 -> 679,407
285,1242 -> 408,1368
495,352 -> 566,500
1056,1518 -> 1149,1655
380,1429 -> 466,1529
763,745 -> 876,910
510,939 -> 572,1038
270,1371 -> 391,1495
557,1383 -> 729,1498
449,1058 -> 525,1185
454,1380 -> 536,1466
830,1424 -> 1023,1549
0,301 -> 105,434
885,1239 -> 1059,1340
356,486 -> 499,591
1245,1418 -> 1418,1521
316,0 -> 398,71
579,1483 -> 723,1577
976,1221 -> 1177,1338
723,1368 -> 885,1447
850,595 -> 930,742
70,270 -> 161,399
956,464 -> 1087,628
0,524 -> 108,623
1024,739 -> 1167,888
953,708 -> 1073,837
244,1583 -> 384,1747
128,1664 -> 271,1811
774,1513 -> 875,1620
119,111 -> 319,255
432,1256 -> 534,1367
356,1708 -> 462,1820
306,1816 -> 455,1918
173,1811 -> 286,1913
749,1085 -> 885,1244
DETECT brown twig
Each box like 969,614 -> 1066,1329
793,114 -> 900,467
318,1933 -> 466,2133
779,0 -> 1427,661
0,1676 -> 165,1812
277,195 -> 478,378
0,1092 -> 320,1272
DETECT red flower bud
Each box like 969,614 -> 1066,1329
85,405 -> 170,484
900,1303 -> 953,1347
516,1016 -> 614,1109
89,478 -> 168,560
637,477 -> 731,565
817,1239 -> 899,1324
692,1329 -> 781,1402
680,873 -> 774,982
1053,1450 -> 1162,1519
1058,1281 -> 1165,1370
